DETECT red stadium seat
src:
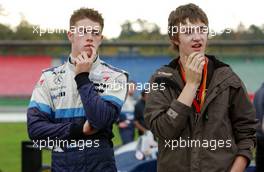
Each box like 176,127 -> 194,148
0,56 -> 52,97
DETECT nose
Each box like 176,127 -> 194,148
85,33 -> 93,42
192,31 -> 202,41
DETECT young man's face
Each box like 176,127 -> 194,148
172,18 -> 208,58
68,18 -> 103,57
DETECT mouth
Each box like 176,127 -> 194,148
84,44 -> 94,48
191,43 -> 202,51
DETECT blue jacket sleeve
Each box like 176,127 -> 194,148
75,72 -> 126,130
27,107 -> 84,140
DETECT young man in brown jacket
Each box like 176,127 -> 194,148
144,3 -> 257,172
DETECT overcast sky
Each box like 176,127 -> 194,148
0,0 -> 263,38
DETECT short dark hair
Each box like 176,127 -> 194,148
70,8 -> 104,31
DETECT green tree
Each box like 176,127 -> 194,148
118,19 -> 166,40
248,24 -> 263,39
119,20 -> 136,38
14,19 -> 36,40
0,24 -> 13,39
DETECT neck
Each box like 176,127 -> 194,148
179,53 -> 206,66
179,56 -> 185,67
70,51 -> 78,59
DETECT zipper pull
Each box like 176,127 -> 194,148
195,112 -> 201,124
205,113 -> 209,121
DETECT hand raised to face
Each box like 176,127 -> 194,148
74,47 -> 96,75
183,52 -> 205,86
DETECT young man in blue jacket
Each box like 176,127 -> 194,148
27,8 -> 128,172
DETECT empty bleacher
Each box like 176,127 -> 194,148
1,55 -> 263,98
0,56 -> 52,97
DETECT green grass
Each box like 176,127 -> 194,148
0,123 -> 28,172
0,97 -> 137,172
0,123 -> 126,172
0,98 -> 30,107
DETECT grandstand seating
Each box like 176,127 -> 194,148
101,55 -> 171,83
1,55 -> 263,97
0,56 -> 52,97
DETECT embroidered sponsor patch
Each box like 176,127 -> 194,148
167,108 -> 178,119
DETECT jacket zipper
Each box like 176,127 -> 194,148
195,112 -> 201,125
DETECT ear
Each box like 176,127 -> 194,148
67,31 -> 73,43
171,37 -> 179,46
98,35 -> 104,46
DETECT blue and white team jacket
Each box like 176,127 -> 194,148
27,55 -> 128,142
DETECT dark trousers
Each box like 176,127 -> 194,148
51,139 -> 116,172
256,136 -> 264,172
119,124 -> 135,145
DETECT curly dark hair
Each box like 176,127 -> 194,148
70,8 -> 104,31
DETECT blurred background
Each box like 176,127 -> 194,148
0,0 -> 264,171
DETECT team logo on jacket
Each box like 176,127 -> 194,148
103,76 -> 110,82
94,82 -> 108,93
51,91 -> 66,100
53,75 -> 63,85
35,79 -> 45,88
52,70 -> 65,85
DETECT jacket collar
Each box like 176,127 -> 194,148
156,58 -> 185,91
